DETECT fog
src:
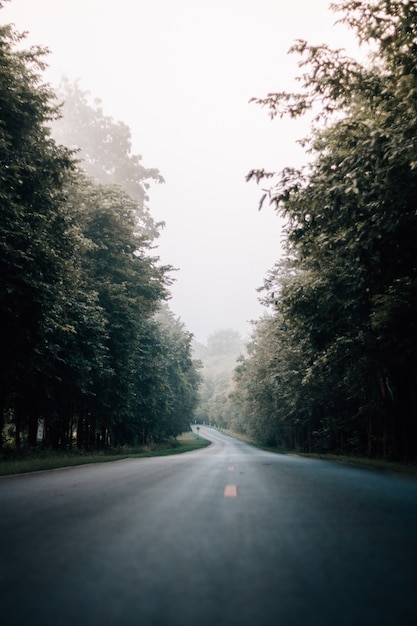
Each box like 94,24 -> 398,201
3,0 -> 361,343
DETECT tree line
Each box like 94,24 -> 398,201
193,329 -> 243,428
226,0 -> 417,463
0,14 -> 200,451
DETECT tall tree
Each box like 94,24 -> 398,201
123,305 -> 202,445
0,17 -> 77,447
52,79 -> 164,238
62,175 -> 171,448
241,0 -> 417,460
0,9 -> 200,451
194,330 -> 244,427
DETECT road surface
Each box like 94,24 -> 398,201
1,427 -> 417,626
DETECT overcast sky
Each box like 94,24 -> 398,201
3,0 -> 362,343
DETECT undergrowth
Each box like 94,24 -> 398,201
0,431 -> 210,477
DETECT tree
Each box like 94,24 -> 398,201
194,329 -> 244,427
62,175 -> 171,448
0,17 -> 77,447
52,79 -> 164,238
125,305 -> 202,445
0,9 -> 200,452
242,0 -> 417,460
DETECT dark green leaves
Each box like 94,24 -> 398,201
236,0 -> 417,461
0,17 -> 200,451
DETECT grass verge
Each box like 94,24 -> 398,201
0,431 -> 211,477
219,427 -> 417,476
291,452 -> 417,476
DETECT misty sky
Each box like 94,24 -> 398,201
3,0 -> 361,343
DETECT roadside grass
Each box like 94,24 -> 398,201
218,427 -> 417,476
291,452 -> 417,476
0,431 -> 211,477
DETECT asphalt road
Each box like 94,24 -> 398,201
1,427 -> 417,626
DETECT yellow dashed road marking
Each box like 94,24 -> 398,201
224,484 -> 238,497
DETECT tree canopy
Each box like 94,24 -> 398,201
52,79 -> 164,239
230,0 -> 417,461
193,330 -> 244,428
0,14 -> 200,451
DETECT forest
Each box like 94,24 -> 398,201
0,16 -> 201,450
223,0 -> 417,463
2,0 -> 417,465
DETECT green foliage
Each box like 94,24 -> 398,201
52,79 -> 164,239
0,15 -> 201,452
0,20 -> 76,444
234,0 -> 417,461
194,330 -> 244,427
128,305 -> 202,444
